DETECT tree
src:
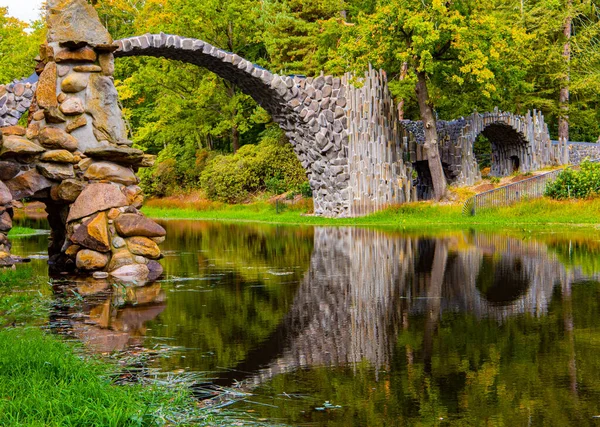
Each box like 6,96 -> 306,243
332,0 -> 527,199
0,8 -> 43,83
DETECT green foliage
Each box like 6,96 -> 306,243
545,160 -> 600,199
0,8 -> 44,82
200,129 -> 308,203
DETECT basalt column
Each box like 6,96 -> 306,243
0,0 -> 165,280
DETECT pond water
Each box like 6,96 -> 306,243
10,218 -> 600,426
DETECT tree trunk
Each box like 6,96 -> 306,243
397,62 -> 408,120
558,1 -> 572,143
415,71 -> 447,200
231,123 -> 240,153
423,239 -> 447,374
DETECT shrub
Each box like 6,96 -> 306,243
545,160 -> 600,199
200,132 -> 308,203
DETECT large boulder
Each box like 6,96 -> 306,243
71,212 -> 110,252
67,182 -> 128,222
76,249 -> 109,270
126,236 -> 160,259
114,213 -> 166,238
39,127 -> 78,151
37,162 -> 75,180
0,161 -> 20,181
5,170 -> 53,200
46,0 -> 113,47
0,136 -> 45,158
84,161 -> 137,185
0,181 -> 13,205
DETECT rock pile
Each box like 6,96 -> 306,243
0,0 -> 164,281
0,78 -> 36,127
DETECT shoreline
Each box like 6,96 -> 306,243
141,197 -> 600,231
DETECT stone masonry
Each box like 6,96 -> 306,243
0,0 -> 165,281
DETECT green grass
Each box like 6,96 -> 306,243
142,197 -> 600,230
7,226 -> 44,237
0,268 -> 274,427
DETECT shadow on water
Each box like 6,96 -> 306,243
11,217 -> 600,426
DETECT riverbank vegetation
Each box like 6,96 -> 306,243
0,268 -> 272,427
143,196 -> 600,229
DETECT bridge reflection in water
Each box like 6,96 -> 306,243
237,228 -> 585,387
44,222 -> 600,423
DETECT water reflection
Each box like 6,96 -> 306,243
10,218 -> 600,425
51,278 -> 166,353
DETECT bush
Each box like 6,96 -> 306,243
200,132 -> 308,203
545,160 -> 600,199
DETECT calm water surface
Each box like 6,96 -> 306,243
11,218 -> 600,426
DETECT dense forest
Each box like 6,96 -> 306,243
1,0 -> 599,201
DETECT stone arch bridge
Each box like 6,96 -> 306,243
1,30 -> 583,219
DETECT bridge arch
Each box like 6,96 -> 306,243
114,34 -> 356,217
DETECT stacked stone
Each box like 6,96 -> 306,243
0,0 -> 165,281
0,78 -> 36,127
565,142 -> 600,165
115,34 -> 354,218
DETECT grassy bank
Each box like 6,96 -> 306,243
142,197 -> 600,229
0,268 -> 269,427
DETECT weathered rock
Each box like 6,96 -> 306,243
66,115 -> 88,133
37,62 -> 58,110
71,212 -> 110,252
0,161 -> 21,181
61,72 -> 90,93
39,127 -> 78,151
59,97 -> 85,115
76,249 -> 109,270
55,47 -> 97,63
0,136 -> 45,158
112,236 -> 126,248
107,208 -> 120,220
126,236 -> 160,259
73,65 -> 102,73
85,74 -> 128,144
84,146 -> 144,164
46,0 -> 112,47
5,169 -> 53,200
26,123 -> 41,140
32,111 -> 46,121
65,244 -> 80,257
40,149 -> 76,163
0,212 -> 11,232
114,214 -> 166,238
0,181 -> 12,205
57,178 -> 85,201
44,107 -> 68,124
67,182 -> 128,222
109,263 -> 149,282
37,162 -> 75,180
107,248 -> 135,271
98,53 -> 114,76
147,260 -> 163,281
1,126 -> 26,136
123,185 -> 144,208
84,161 -> 137,185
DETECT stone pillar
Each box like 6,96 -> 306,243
0,0 -> 165,280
